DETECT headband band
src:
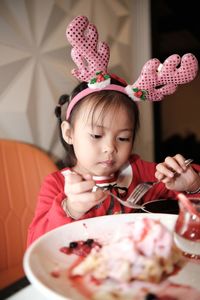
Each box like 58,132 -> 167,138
67,84 -> 132,120
65,16 -> 198,120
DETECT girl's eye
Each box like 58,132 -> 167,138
90,134 -> 102,139
118,137 -> 130,142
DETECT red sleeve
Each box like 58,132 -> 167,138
27,171 -> 74,247
191,162 -> 200,174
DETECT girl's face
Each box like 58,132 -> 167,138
62,100 -> 134,177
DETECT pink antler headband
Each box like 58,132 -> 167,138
66,15 -> 198,120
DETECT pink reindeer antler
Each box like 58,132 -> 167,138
65,15 -> 198,116
127,53 -> 198,101
66,16 -> 110,82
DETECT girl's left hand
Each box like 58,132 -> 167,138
155,154 -> 200,192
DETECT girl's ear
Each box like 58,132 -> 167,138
61,121 -> 73,145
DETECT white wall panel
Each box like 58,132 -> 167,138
0,0 -> 153,162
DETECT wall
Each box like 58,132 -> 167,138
131,0 -> 154,162
161,76 -> 200,140
0,0 -> 154,162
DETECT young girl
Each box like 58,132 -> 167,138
27,16 -> 200,246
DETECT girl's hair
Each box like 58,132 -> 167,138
55,78 -> 140,167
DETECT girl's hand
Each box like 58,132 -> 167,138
155,154 -> 200,192
62,172 -> 107,219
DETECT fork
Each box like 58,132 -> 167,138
94,186 -> 143,209
96,158 -> 193,209
126,158 -> 193,207
107,191 -> 143,209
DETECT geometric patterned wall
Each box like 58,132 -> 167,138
0,0 -> 153,162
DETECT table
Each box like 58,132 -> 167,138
5,285 -> 48,300
1,277 -> 47,300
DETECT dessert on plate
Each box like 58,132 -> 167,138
71,218 -> 184,283
62,218 -> 200,300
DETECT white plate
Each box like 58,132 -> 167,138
23,213 -> 200,300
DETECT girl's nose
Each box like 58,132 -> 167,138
103,139 -> 116,154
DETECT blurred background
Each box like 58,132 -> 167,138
151,0 -> 200,164
0,0 -> 200,165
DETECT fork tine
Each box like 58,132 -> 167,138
127,183 -> 151,203
129,185 -> 145,199
95,185 -> 143,209
128,183 -> 149,198
108,191 -> 142,209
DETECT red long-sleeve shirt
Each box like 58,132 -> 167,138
27,154 -> 200,246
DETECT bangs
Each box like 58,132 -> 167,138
83,91 -> 137,127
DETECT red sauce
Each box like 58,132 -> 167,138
58,239 -> 102,298
67,257 -> 94,299
60,239 -> 101,257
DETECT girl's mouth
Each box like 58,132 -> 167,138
99,160 -> 115,167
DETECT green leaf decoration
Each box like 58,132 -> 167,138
90,78 -> 97,84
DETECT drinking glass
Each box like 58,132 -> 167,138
174,198 -> 200,260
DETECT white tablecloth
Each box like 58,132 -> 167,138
5,285 -> 48,300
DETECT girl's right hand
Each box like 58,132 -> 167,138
62,172 -> 107,219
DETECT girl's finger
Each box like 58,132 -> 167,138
62,171 -> 82,184
82,174 -> 92,180
156,163 -> 175,178
67,180 -> 96,195
154,171 -> 165,181
164,157 -> 182,174
76,188 -> 106,204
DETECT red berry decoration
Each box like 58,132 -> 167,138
134,90 -> 143,98
96,74 -> 104,82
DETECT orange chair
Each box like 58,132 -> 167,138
0,140 -> 58,289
